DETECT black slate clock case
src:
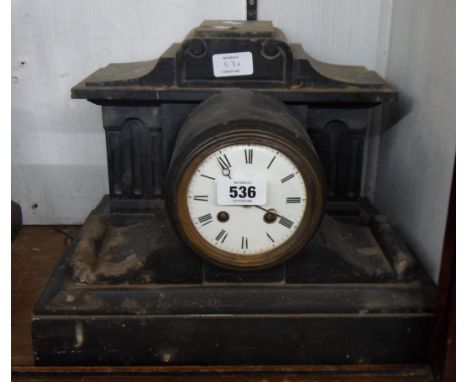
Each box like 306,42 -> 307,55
32,20 -> 435,365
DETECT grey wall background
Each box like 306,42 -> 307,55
373,0 -> 455,281
11,0 -> 455,281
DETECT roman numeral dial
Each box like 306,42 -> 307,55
267,154 -> 277,169
197,213 -> 213,226
215,229 -> 229,243
245,148 -> 253,164
241,236 -> 248,249
279,217 -> 294,229
281,173 -> 295,183
186,143 -> 308,257
286,197 -> 301,203
193,195 -> 208,201
217,154 -> 231,170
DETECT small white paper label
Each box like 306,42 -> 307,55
212,52 -> 254,77
217,179 -> 267,205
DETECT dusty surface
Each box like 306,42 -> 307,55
12,227 -> 434,381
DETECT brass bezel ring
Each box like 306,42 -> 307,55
168,129 -> 325,270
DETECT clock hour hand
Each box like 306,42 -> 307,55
253,205 -> 271,214
216,157 -> 231,179
253,205 -> 286,220
254,206 -> 294,229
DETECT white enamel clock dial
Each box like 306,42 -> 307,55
186,144 -> 307,255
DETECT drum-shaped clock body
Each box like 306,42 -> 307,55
166,90 -> 325,268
